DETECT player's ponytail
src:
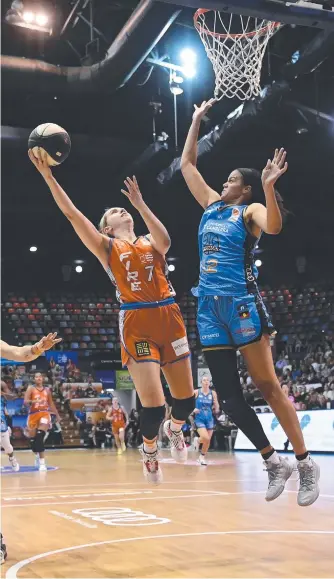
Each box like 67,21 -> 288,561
237,167 -> 290,222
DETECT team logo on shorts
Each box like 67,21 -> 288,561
237,304 -> 250,319
135,341 -> 151,357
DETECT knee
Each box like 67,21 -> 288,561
256,380 -> 283,404
171,395 -> 195,422
140,406 -> 166,441
200,433 -> 210,444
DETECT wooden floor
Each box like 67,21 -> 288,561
1,449 -> 334,578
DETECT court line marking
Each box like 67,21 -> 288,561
6,530 -> 334,579
0,478 -> 272,492
1,488 -> 221,501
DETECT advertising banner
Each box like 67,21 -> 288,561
45,351 -> 78,366
235,409 -> 334,452
116,370 -> 135,390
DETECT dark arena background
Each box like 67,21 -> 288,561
1,1 -> 334,578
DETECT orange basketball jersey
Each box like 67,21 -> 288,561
110,407 -> 125,425
29,387 -> 50,414
107,236 -> 175,304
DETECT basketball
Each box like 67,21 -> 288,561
28,123 -> 71,166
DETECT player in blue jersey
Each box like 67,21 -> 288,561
181,99 -> 319,507
193,374 -> 219,465
1,381 -> 20,472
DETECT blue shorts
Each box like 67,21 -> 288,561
195,415 -> 215,431
197,293 -> 275,350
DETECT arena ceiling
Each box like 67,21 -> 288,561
1,0 -> 334,292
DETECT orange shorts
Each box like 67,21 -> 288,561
119,302 -> 190,367
27,411 -> 51,430
112,422 -> 125,435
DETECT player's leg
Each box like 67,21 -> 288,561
196,427 -> 210,465
0,429 -> 19,471
113,430 -> 122,453
118,427 -> 126,452
127,359 -> 165,484
160,304 -> 195,462
0,533 -> 7,565
242,335 -> 320,506
33,414 -> 51,471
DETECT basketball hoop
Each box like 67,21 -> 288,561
194,9 -> 282,101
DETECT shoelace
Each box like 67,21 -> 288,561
167,426 -> 185,450
263,462 -> 283,487
298,464 -> 315,491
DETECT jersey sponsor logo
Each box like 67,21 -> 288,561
237,304 -> 251,319
171,336 -> 189,357
234,327 -> 256,336
203,222 -> 229,234
139,253 -> 154,264
201,333 -> 219,340
135,341 -> 151,357
203,232 -> 220,254
229,207 -> 240,222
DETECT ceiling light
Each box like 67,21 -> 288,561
180,48 -> 197,64
22,11 -> 34,22
168,264 -> 175,272
35,13 -> 48,26
29,246 -> 37,252
255,259 -> 262,267
170,81 -> 183,96
75,265 -> 83,273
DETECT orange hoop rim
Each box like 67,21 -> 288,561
194,8 -> 281,39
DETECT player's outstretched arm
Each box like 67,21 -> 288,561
181,100 -> 220,210
0,333 -> 61,362
28,150 -> 109,268
121,176 -> 171,256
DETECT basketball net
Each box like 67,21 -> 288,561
194,9 -> 282,101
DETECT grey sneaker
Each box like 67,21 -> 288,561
264,456 -> 294,501
297,458 -> 320,506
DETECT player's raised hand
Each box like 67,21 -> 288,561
262,148 -> 288,188
28,149 -> 53,180
192,98 -> 216,123
121,176 -> 145,210
32,332 -> 62,355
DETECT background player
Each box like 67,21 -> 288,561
29,150 -> 195,484
1,381 -> 20,472
24,372 -> 60,471
181,99 -> 319,507
106,397 -> 129,454
193,374 -> 219,465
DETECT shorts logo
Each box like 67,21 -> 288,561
237,304 -> 250,319
171,336 -> 189,357
135,341 -> 151,357
229,208 -> 240,222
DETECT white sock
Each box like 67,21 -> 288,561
170,419 -> 183,433
143,442 -> 157,454
265,451 -> 280,465
39,458 -> 45,465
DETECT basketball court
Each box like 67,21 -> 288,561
2,449 -> 334,578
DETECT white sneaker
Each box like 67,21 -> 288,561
121,442 -> 126,452
264,456 -> 294,501
297,457 -> 320,507
39,462 -> 47,472
9,457 -> 20,472
34,455 -> 40,469
139,447 -> 163,485
197,454 -> 207,466
163,420 -> 188,463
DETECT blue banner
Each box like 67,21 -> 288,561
45,350 -> 78,366
95,370 -> 115,388
12,415 -> 28,428
6,398 -> 25,416
0,358 -> 25,366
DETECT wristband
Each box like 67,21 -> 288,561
31,344 -> 44,356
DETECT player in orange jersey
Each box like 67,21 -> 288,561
24,372 -> 60,471
29,150 -> 195,484
106,397 -> 129,454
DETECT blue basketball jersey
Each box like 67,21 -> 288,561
196,389 -> 214,415
192,201 -> 260,297
0,397 -> 8,433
